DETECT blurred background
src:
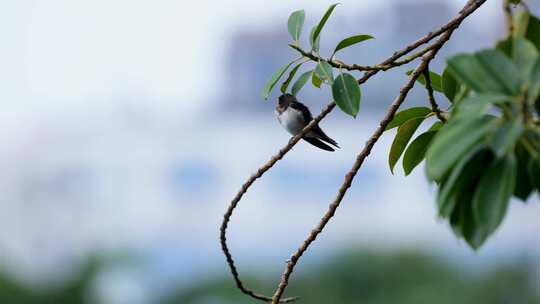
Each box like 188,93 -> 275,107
1,0 -> 540,303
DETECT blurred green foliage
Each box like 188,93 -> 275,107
1,250 -> 538,304
164,250 -> 540,304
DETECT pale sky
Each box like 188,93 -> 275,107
0,0 -> 500,119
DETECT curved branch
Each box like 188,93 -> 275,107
219,102 -> 335,303
270,1 -> 486,302
220,0 -> 486,302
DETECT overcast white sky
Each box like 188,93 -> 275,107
0,0 -> 502,120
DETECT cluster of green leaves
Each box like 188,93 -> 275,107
386,10 -> 540,249
261,4 -> 374,118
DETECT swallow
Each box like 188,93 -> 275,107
275,93 -> 339,152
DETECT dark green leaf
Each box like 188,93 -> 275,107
402,131 -> 437,176
528,157 -> 540,190
407,70 -> 443,92
449,200 -> 464,238
311,3 -> 339,50
287,10 -> 305,42
280,62 -> 303,93
442,67 -> 459,102
332,73 -> 361,118
463,195 -> 489,250
489,118 -> 524,158
437,148 -> 489,218
291,70 -> 312,96
525,14 -> 540,50
496,38 -> 513,57
388,117 -> 425,173
426,116 -> 497,181
446,149 -> 494,247
473,154 -> 517,240
514,144 -> 534,201
385,107 -> 431,131
309,26 -> 320,52
312,71 -> 322,88
332,34 -> 374,56
450,182 -> 486,248
262,60 -> 297,100
315,61 -> 334,84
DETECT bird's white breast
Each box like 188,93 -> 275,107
277,107 -> 305,135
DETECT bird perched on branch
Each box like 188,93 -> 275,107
275,93 -> 339,151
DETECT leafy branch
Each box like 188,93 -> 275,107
218,0 -> 540,302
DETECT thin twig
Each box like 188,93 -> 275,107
270,1 -> 486,303
289,42 -> 438,72
423,67 -> 447,122
219,0 -> 485,302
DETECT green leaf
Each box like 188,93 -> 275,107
332,34 -> 374,57
453,93 -> 510,119
261,60 -> 297,100
525,14 -> 540,50
402,131 -> 437,176
426,116 -> 497,181
450,179 -> 488,248
463,196 -> 489,250
315,61 -> 334,84
280,62 -> 303,93
530,60 -> 540,101
473,154 -> 517,241
475,50 -> 522,94
388,117 -> 425,173
311,3 -> 339,50
291,70 -> 312,96
385,107 -> 431,131
512,37 -> 539,77
332,73 -> 361,118
309,26 -> 321,52
407,70 -> 443,92
437,148 -> 489,219
528,156 -> 540,190
428,121 -> 444,132
442,67 -> 459,102
514,144 -> 534,201
446,149 -> 495,248
447,51 -> 521,95
489,118 -> 524,158
312,71 -> 322,88
287,10 -> 305,42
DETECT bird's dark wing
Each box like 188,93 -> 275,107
290,101 -> 313,123
303,137 -> 335,152
314,129 -> 340,148
291,101 -> 339,148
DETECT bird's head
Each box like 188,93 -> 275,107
277,93 -> 295,111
